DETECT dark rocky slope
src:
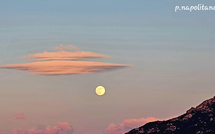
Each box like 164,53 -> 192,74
126,96 -> 215,134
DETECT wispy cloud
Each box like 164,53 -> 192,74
0,61 -> 129,75
55,45 -> 80,51
106,117 -> 160,134
14,113 -> 25,120
10,122 -> 73,134
24,51 -> 110,61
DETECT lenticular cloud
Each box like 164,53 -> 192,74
0,60 -> 129,75
0,45 -> 130,75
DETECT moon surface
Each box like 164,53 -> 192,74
95,86 -> 105,96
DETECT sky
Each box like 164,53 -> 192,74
0,0 -> 215,134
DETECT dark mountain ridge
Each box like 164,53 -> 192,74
126,96 -> 215,134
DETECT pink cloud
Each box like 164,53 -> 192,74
10,122 -> 73,134
0,45 -> 130,75
24,51 -> 110,61
0,61 -> 129,75
106,117 -> 160,134
14,113 -> 25,120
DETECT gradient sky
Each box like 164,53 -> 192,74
1,0 -> 215,134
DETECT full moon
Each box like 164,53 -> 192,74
95,86 -> 105,96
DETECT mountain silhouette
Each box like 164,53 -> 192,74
126,96 -> 215,134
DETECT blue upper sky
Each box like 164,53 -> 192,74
1,0 -> 214,25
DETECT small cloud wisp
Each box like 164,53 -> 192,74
14,113 -> 25,120
55,45 -> 80,51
